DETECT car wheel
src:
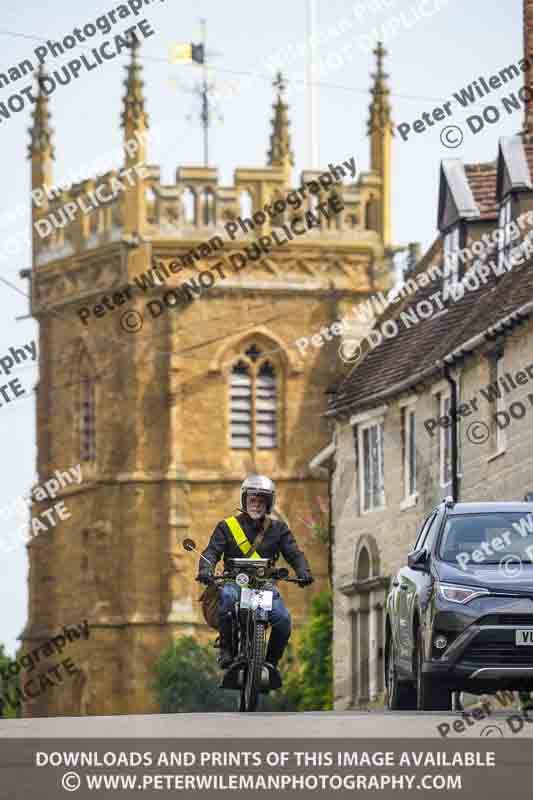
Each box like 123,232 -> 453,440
385,633 -> 417,710
415,626 -> 452,711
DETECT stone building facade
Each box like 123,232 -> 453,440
19,41 -> 397,716
328,122 -> 533,708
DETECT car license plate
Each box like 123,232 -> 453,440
516,629 -> 533,645
240,588 -> 273,611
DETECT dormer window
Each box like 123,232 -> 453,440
443,225 -> 461,298
498,196 -> 512,270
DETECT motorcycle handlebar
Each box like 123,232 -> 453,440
204,572 -> 302,584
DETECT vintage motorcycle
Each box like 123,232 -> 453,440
183,538 -> 301,712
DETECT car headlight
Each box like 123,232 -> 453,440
438,582 -> 490,604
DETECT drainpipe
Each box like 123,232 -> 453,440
443,365 -> 459,503
327,449 -> 334,590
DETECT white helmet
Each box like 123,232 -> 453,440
240,474 -> 275,515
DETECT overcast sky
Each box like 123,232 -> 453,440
0,0 -> 523,656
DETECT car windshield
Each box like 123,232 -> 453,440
439,512 -> 533,572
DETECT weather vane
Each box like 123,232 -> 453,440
169,19 -> 223,167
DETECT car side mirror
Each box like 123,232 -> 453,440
407,548 -> 429,572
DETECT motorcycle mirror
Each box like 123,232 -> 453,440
182,539 -> 215,569
277,567 -> 289,579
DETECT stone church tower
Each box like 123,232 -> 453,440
19,42 -> 395,716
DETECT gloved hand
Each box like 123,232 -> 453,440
196,573 -> 213,585
297,572 -> 314,587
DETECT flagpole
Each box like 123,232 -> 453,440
200,18 -> 209,166
306,0 -> 318,168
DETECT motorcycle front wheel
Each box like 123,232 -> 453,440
241,620 -> 266,712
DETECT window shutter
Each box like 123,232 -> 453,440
256,361 -> 277,449
230,361 -> 252,449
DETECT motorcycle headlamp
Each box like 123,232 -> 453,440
236,573 -> 249,587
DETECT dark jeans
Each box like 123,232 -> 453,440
218,582 -> 292,664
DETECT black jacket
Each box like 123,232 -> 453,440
198,512 -> 311,577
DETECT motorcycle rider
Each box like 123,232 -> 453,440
196,475 -> 314,669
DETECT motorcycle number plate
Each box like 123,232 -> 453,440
240,588 -> 273,611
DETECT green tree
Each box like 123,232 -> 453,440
297,589 -> 333,710
0,644 -> 21,718
152,591 -> 333,714
151,636 -> 236,713
266,590 -> 333,712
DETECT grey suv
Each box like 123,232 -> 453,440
385,498 -> 533,710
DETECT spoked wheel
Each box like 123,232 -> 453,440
243,622 -> 266,712
235,617 -> 247,712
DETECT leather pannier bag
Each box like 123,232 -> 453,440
199,583 -> 220,630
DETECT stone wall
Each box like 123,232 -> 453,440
332,320 -> 533,710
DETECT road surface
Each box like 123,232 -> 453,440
0,709 -> 531,738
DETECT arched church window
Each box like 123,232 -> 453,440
80,374 -> 96,462
89,208 -> 99,236
145,186 -> 157,224
365,195 -> 378,232
230,360 -> 252,450
182,187 -> 196,224
327,192 -> 341,229
239,190 -> 253,219
111,199 -> 123,229
256,361 -> 277,449
270,191 -> 285,227
229,345 -> 278,451
202,188 -> 216,226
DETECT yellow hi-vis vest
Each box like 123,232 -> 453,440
225,516 -> 262,559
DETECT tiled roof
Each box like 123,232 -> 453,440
329,244 -> 533,417
328,142 -> 533,418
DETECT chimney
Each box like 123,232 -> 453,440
406,242 -> 421,276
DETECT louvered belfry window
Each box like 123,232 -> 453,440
230,345 -> 278,451
256,361 -> 277,448
230,360 -> 252,449
81,376 -> 96,461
